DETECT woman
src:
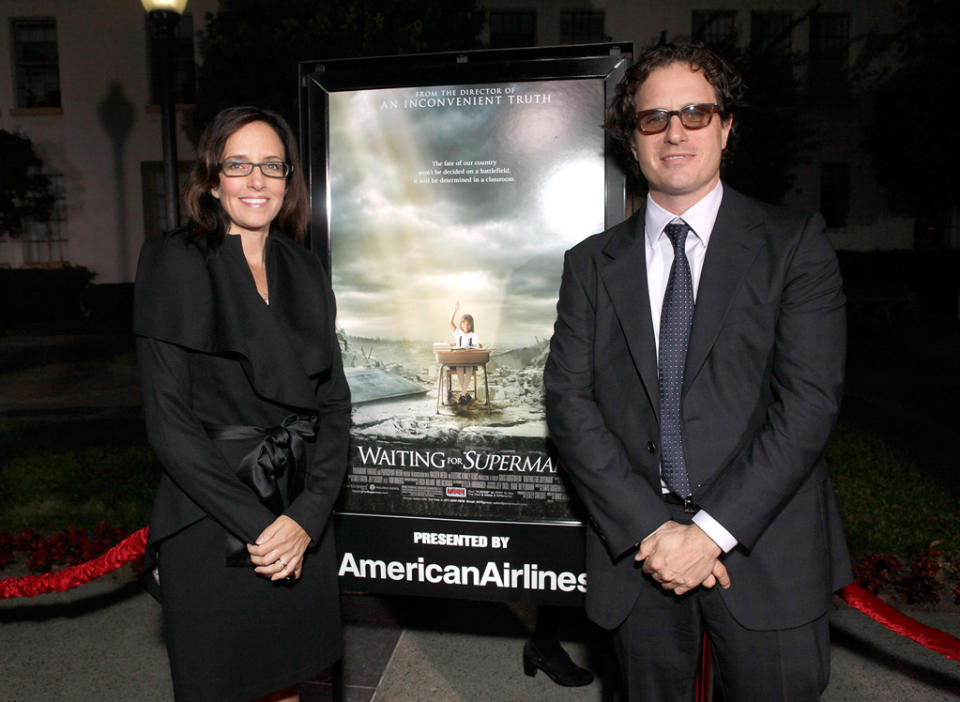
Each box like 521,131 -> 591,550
448,300 -> 480,403
134,106 -> 350,702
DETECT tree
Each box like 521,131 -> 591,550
719,23 -> 812,206
865,0 -> 960,241
0,130 -> 55,237
188,0 -> 485,142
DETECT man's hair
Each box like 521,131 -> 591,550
605,42 -> 744,163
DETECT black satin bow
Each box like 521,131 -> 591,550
204,414 -> 319,565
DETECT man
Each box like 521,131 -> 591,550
544,43 -> 851,701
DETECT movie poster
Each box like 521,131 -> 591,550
328,78 -> 606,522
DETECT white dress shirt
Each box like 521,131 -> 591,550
644,181 -> 738,553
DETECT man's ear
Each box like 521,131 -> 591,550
720,115 -> 733,150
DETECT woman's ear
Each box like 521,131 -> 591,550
210,186 -> 221,200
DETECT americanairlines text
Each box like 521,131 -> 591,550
338,553 -> 587,593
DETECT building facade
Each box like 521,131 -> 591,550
0,1 -> 941,284
0,0 -> 215,283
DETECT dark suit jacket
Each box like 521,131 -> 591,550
544,186 -> 852,632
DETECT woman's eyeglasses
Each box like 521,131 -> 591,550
219,161 -> 291,178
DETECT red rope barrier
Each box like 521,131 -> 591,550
696,634 -> 711,702
0,527 -> 148,600
839,583 -> 960,662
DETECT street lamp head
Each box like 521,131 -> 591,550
141,0 -> 187,14
143,0 -> 187,230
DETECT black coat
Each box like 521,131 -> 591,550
135,229 -> 350,551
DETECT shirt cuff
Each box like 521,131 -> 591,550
692,510 -> 738,553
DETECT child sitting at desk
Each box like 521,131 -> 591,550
449,301 -> 480,403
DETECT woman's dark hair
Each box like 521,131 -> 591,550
461,314 -> 475,333
604,42 -> 744,166
181,106 -> 309,248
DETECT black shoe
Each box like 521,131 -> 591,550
522,639 -> 594,687
459,393 -> 472,404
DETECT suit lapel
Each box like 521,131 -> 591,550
598,209 -> 661,418
594,189 -> 767,415
685,188 -> 766,391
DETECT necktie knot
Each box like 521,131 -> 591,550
664,220 -> 690,251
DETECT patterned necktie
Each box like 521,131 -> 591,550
659,219 -> 694,498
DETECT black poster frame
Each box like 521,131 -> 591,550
299,43 -> 633,605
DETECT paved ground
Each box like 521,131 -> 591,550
1,334 -> 959,701
2,576 -> 959,701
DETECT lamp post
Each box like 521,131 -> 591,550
143,0 -> 187,231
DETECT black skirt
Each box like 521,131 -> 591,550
157,516 -> 342,702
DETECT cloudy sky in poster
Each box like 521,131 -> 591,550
329,80 -> 606,348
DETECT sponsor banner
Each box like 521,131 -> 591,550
335,512 -> 586,605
